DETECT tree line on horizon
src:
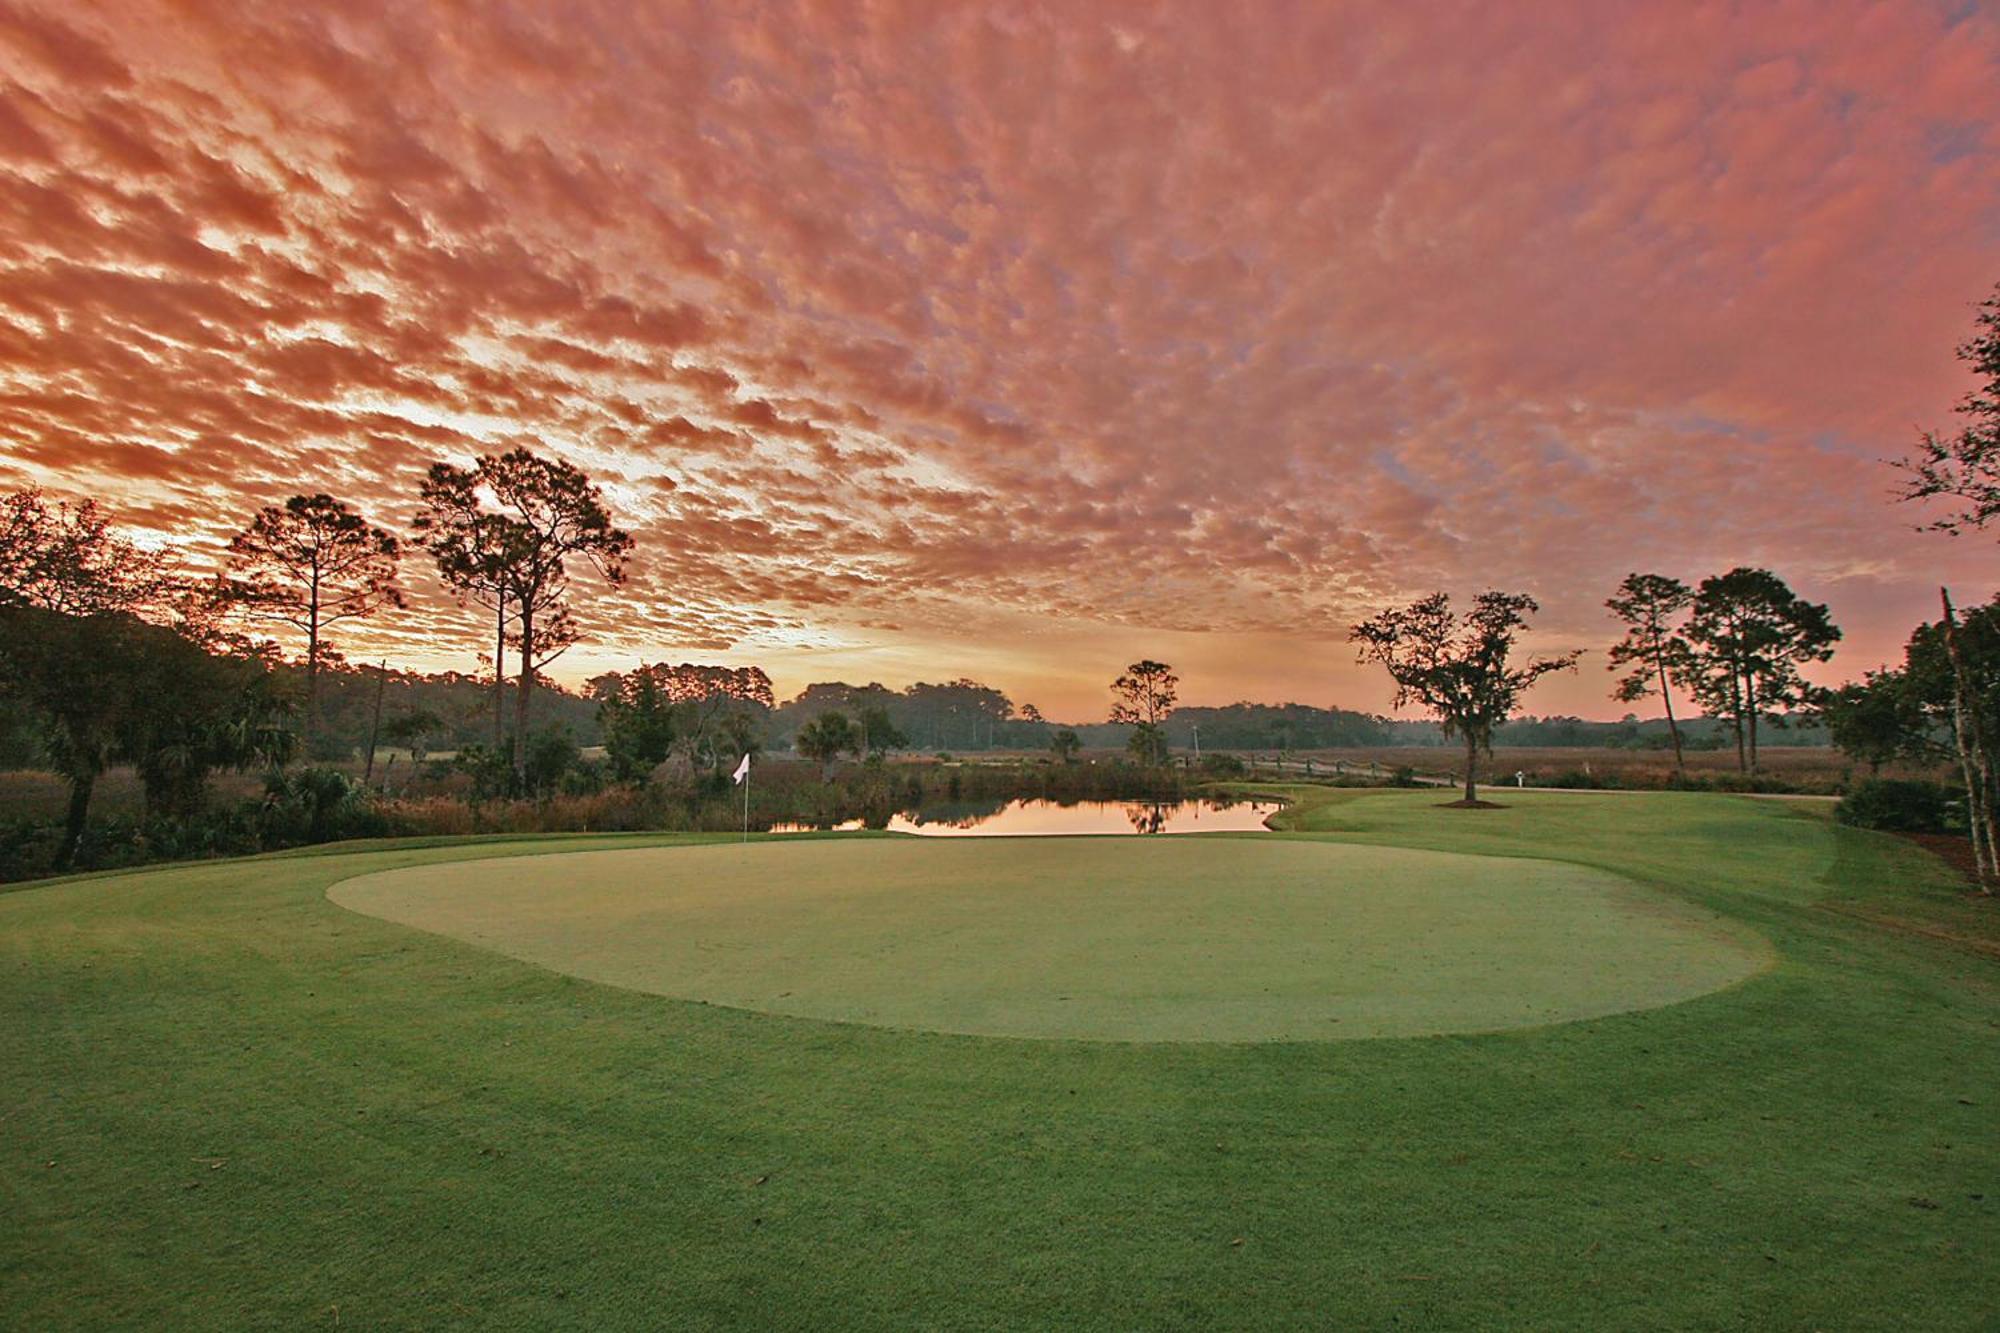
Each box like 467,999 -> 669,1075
1,280 -> 1995,880
0,472 -> 1943,862
0,471 -> 1871,834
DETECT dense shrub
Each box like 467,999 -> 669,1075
258,767 -> 391,846
1539,769 -> 1622,790
1834,778 -> 1954,833
0,808 -> 267,882
0,753 -> 1212,882
0,818 -> 62,882
1673,771 -> 1801,795
524,727 -> 583,796
451,744 -> 517,801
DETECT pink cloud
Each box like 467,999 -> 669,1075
0,1 -> 1994,718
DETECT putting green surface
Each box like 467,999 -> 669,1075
329,837 -> 1766,1040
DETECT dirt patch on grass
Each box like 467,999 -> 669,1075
1898,832 -> 1983,888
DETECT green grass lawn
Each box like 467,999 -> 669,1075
330,837 -> 1764,1041
2,791 -> 1995,1329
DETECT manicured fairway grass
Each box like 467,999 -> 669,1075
3,792 -> 1996,1328
331,838 -> 1765,1041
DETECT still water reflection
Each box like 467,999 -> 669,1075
772,797 -> 1281,837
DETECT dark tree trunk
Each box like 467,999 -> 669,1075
1463,734 -> 1478,803
1728,664 -> 1747,773
492,600 -> 506,750
1656,657 -> 1685,778
513,605 -> 533,779
363,660 -> 387,783
55,770 -> 95,872
304,569 -> 321,749
1745,675 -> 1760,773
1939,588 -> 1996,892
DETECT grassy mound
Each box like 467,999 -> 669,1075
3,791 -> 1996,1328
330,837 -> 1764,1041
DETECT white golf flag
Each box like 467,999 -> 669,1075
732,753 -> 751,785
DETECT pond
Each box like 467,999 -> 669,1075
770,796 -> 1282,837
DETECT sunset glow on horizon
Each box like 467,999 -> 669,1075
3,1 -> 1997,720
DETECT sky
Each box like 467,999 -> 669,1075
1,1 -> 1997,722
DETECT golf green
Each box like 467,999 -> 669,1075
9,792 -> 1999,1327
329,837 -> 1766,1041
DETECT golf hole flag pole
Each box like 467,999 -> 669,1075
733,753 -> 751,841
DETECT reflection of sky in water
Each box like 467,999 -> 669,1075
771,799 -> 1280,837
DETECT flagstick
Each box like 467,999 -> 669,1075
742,763 -> 750,843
